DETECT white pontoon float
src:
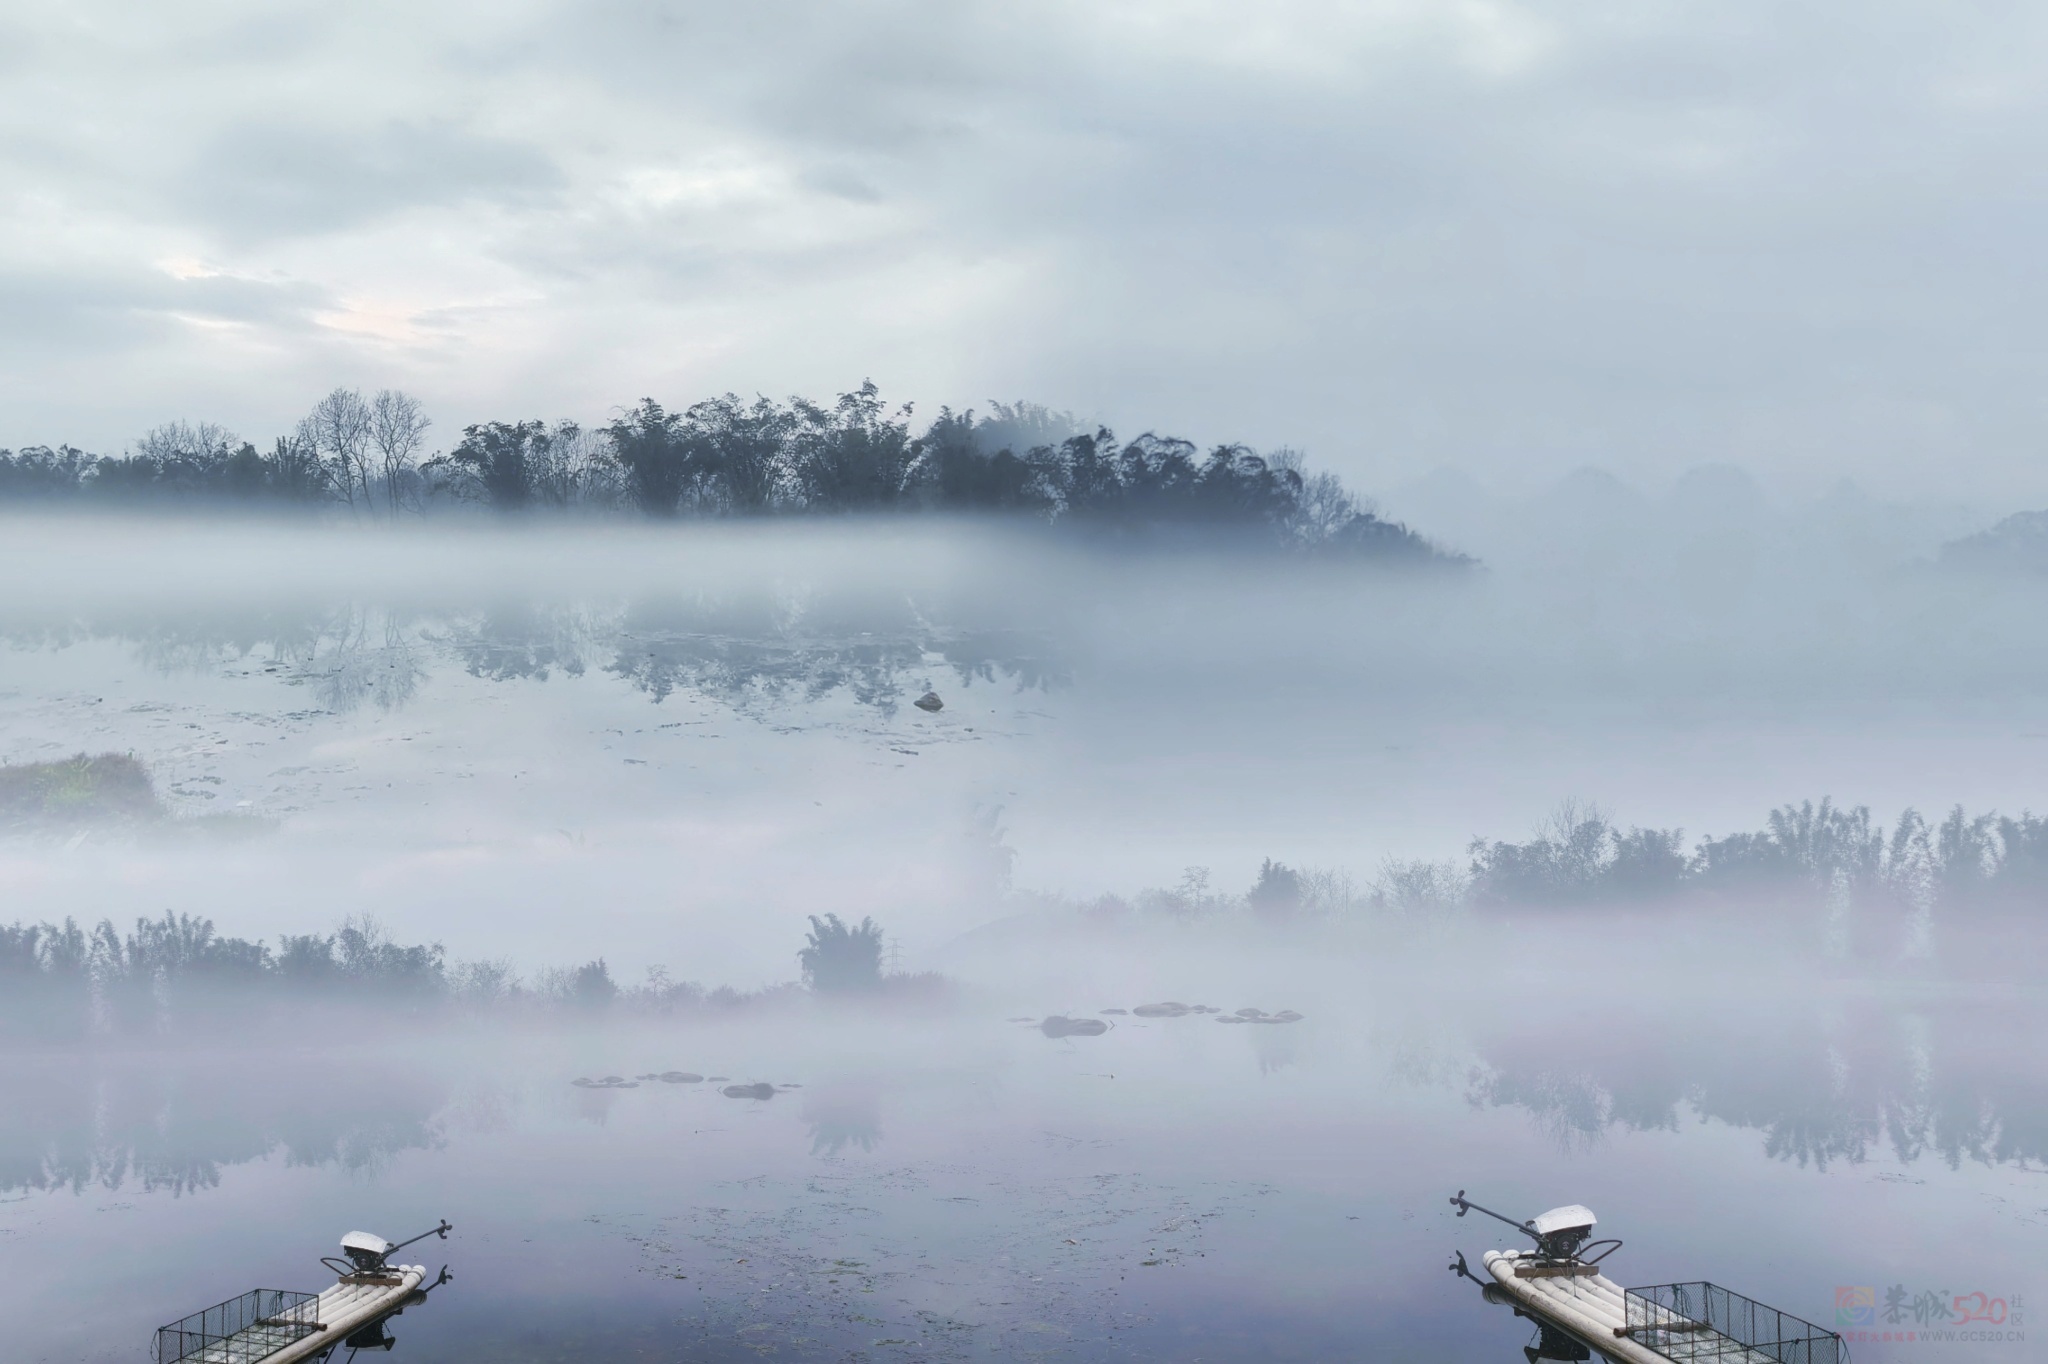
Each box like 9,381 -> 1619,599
1449,1193 -> 1844,1364
154,1222 -> 452,1364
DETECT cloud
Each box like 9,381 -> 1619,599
2,0 -> 2048,503
175,120 -> 565,242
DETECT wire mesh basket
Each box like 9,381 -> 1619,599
154,1288 -> 321,1364
1624,1282 -> 1843,1364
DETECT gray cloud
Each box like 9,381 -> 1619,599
176,120 -> 565,241
3,1 -> 2048,505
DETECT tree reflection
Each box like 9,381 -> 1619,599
1466,998 -> 2047,1169
802,1084 -> 883,1155
0,588 -> 1060,716
0,1055 -> 446,1196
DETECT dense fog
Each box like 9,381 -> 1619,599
4,494 -> 2044,1361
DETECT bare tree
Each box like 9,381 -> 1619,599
134,421 -> 238,466
370,389 -> 432,516
304,388 -> 375,515
531,420 -> 623,509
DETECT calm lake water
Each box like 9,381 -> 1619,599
5,981 -> 2041,1363
2,516 -> 2043,1362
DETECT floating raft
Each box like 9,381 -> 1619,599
155,1268 -> 426,1364
1482,1251 -> 1842,1364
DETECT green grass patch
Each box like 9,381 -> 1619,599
0,752 -> 274,838
0,752 -> 163,827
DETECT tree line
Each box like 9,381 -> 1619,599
0,383 -> 1459,561
1458,797 -> 2048,917
1147,795 -> 2048,963
0,908 -> 931,1041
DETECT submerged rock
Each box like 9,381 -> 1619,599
1040,1015 -> 1109,1038
708,1075 -> 730,1082
660,1071 -> 704,1084
1132,1002 -> 1190,1018
1100,1008 -> 1129,1015
722,1082 -> 776,1100
914,691 -> 944,712
1221,1009 -> 1304,1025
1191,1005 -> 1221,1013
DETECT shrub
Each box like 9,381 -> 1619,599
799,914 -> 884,993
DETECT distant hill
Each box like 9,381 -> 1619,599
1939,510 -> 2048,573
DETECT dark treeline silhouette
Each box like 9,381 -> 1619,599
1463,797 -> 2048,919
0,384 -> 1460,561
0,914 -> 453,1041
1102,794 -> 2048,965
0,908 -> 936,1041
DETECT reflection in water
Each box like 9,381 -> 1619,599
439,601 -> 602,682
295,608 -> 429,712
606,587 -> 1060,713
802,1084 -> 883,1155
0,1055 -> 448,1195
1467,997 -> 2047,1169
1246,1021 -> 1298,1075
1,588 -> 1061,716
1,995 -> 2029,1218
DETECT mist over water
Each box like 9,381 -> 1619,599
3,506 -> 2044,1362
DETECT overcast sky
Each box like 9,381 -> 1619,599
4,1 -> 2046,506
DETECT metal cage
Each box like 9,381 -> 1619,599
1623,1282 -> 1843,1364
154,1288 -> 321,1364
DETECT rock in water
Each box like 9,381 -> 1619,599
1100,1008 -> 1129,1015
914,691 -> 944,712
1133,1002 -> 1191,1018
1040,1015 -> 1109,1037
660,1071 -> 704,1083
722,1082 -> 776,1100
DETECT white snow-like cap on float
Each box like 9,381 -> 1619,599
341,1231 -> 394,1256
1529,1205 -> 1595,1237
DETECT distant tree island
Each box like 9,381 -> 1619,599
0,382 -> 1467,564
